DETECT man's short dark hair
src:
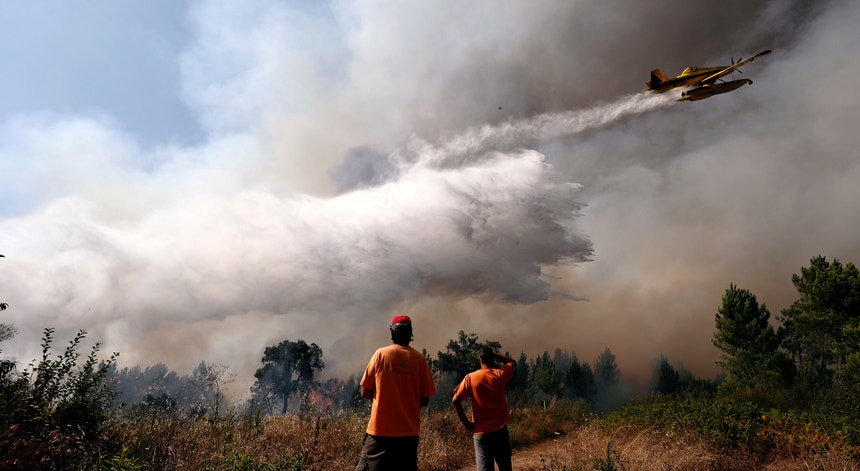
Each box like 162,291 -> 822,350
391,325 -> 413,345
479,347 -> 495,367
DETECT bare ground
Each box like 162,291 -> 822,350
448,421 -> 859,471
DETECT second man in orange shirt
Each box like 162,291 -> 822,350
453,347 -> 517,471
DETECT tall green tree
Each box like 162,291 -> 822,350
253,339 -> 324,415
0,314 -> 15,380
651,355 -> 680,395
533,351 -> 562,408
190,361 -> 234,417
564,357 -> 595,401
593,347 -> 625,412
551,348 -> 574,379
594,347 -> 620,388
778,256 -> 860,386
505,352 -> 533,406
713,284 -> 785,390
842,322 -> 860,384
434,331 -> 501,381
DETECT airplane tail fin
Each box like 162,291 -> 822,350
647,69 -> 670,89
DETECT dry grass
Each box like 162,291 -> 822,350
99,408 -> 477,471
103,410 -> 368,470
34,403 -> 858,470
502,420 -> 860,471
418,411 -> 475,470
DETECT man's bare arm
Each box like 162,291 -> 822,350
495,352 -> 516,367
452,397 -> 474,432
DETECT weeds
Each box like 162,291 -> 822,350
0,328 -> 119,470
590,442 -> 627,471
2,332 -> 859,470
601,389 -> 860,460
94,447 -> 143,471
4,394 -> 860,470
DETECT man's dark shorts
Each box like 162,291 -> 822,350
355,433 -> 419,471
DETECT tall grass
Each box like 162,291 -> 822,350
91,400 -> 593,471
99,409 -> 367,470
5,384 -> 858,469
601,389 -> 860,460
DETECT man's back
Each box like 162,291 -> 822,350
452,350 -> 517,471
362,344 -> 435,437
455,364 -> 513,434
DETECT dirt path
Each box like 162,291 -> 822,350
448,427 -> 607,471
506,439 -> 569,470
446,424 -> 860,471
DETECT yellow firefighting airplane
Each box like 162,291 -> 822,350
647,50 -> 772,101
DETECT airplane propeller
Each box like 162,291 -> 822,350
730,56 -> 744,80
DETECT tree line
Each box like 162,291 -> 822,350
104,335 -> 658,417
107,327 -> 721,417
712,255 -> 860,393
1,254 -> 858,455
109,254 -> 860,416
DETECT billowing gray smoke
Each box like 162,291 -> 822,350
2,0 -> 860,398
0,91 -> 672,390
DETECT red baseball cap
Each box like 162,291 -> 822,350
391,315 -> 412,326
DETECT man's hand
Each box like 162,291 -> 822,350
495,352 -> 517,367
452,397 -> 475,433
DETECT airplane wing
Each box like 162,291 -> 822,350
699,50 -> 772,85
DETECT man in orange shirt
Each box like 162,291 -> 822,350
355,316 -> 436,471
452,347 -> 516,471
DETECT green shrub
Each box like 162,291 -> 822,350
591,441 -> 629,471
602,389 -> 859,457
0,328 -> 119,469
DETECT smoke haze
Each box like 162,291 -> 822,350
2,0 -> 860,397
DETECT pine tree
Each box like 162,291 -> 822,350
713,284 -> 784,390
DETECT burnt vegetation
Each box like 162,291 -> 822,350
1,255 -> 859,469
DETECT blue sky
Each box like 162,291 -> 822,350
2,0 -> 859,397
0,1 -> 200,147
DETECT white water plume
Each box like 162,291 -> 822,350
411,92 -> 676,169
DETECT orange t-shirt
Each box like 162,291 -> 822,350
360,344 -> 436,437
452,363 -> 514,434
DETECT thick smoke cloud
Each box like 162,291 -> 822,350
2,0 -> 860,397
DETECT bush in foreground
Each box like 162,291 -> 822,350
0,329 -> 118,470
601,388 -> 860,460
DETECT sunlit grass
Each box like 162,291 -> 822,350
601,393 -> 860,458
89,400 -> 594,471
4,394 -> 858,470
